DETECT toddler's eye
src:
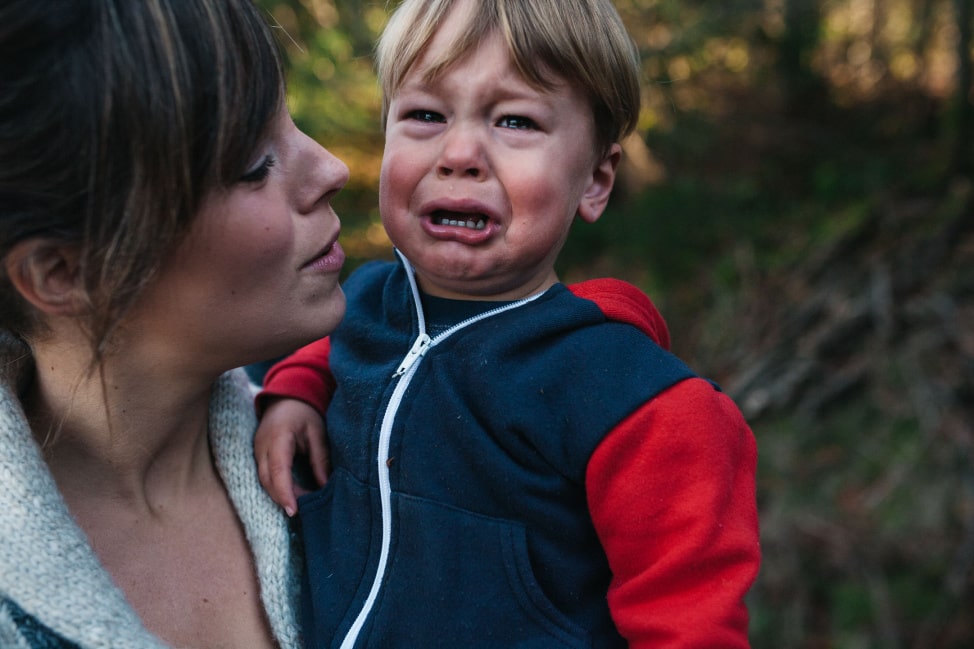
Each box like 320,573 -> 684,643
406,109 -> 445,123
240,155 -> 276,184
497,115 -> 537,130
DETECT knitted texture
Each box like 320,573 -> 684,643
0,332 -> 301,648
209,370 -> 303,648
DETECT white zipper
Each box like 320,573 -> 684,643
339,255 -> 546,648
393,333 -> 431,377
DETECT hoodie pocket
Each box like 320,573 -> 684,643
360,492 -> 592,648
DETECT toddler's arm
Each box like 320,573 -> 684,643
255,397 -> 329,517
254,336 -> 336,516
587,377 -> 760,648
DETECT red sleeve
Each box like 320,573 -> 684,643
569,278 -> 670,350
255,337 -> 335,416
586,377 -> 760,648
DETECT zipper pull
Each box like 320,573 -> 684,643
393,333 -> 431,377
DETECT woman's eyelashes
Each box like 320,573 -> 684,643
240,154 -> 277,184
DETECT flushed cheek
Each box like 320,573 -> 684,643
379,153 -> 415,210
379,164 -> 424,249
381,137 -> 433,189
507,177 -> 572,223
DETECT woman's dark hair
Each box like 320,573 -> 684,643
0,0 -> 285,355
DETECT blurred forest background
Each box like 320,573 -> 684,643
256,0 -> 974,646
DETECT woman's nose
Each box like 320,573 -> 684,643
299,133 -> 350,214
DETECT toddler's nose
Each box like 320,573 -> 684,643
436,123 -> 487,180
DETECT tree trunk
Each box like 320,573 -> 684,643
949,0 -> 974,177
779,0 -> 827,114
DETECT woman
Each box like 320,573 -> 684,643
0,0 -> 348,647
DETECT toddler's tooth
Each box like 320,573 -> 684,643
433,213 -> 488,229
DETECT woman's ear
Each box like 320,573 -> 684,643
577,143 -> 623,225
3,239 -> 86,317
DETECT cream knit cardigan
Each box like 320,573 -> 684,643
0,332 -> 302,648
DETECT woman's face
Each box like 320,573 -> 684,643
124,107 -> 349,373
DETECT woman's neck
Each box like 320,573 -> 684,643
24,333 -> 219,515
19,330 -> 279,649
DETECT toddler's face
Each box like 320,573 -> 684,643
378,1 -> 618,301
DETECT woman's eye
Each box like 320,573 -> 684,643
406,109 -> 444,123
239,155 -> 276,184
497,115 -> 537,130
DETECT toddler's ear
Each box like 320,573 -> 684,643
3,239 -> 86,317
577,143 -> 623,224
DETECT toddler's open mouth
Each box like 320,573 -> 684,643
431,211 -> 487,230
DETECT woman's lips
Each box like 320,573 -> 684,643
303,240 -> 345,272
